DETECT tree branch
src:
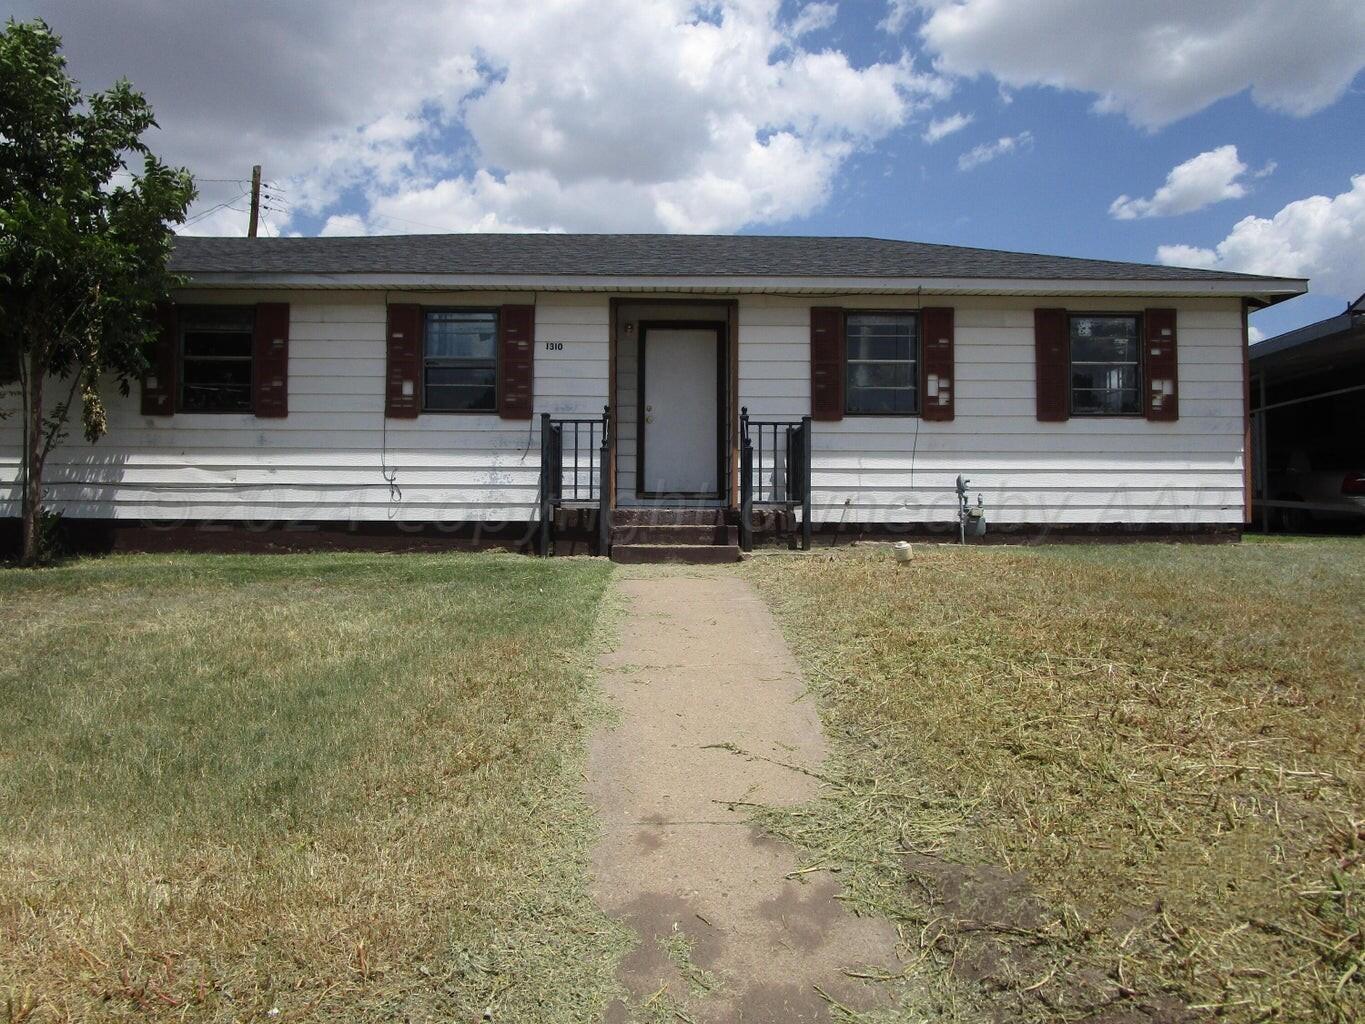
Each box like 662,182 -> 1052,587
38,369 -> 82,470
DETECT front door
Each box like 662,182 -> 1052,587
638,323 -> 723,498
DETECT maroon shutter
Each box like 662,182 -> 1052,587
498,305 -> 534,419
385,304 -> 422,418
1144,308 -> 1179,421
920,307 -> 955,422
141,303 -> 178,416
252,302 -> 289,418
811,306 -> 844,421
1034,307 -> 1069,422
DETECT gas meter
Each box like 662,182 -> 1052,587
955,474 -> 987,543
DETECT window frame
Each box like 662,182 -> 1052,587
1067,311 -> 1145,418
421,306 -> 500,415
843,309 -> 921,417
176,305 -> 256,415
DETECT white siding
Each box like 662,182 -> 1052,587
0,289 -> 1247,528
737,294 -> 1246,526
0,290 -> 610,524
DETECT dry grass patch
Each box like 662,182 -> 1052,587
748,538 -> 1364,1023
1,552 -> 625,1023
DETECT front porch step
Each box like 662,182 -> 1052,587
612,507 -> 732,526
610,543 -> 743,565
611,524 -> 738,545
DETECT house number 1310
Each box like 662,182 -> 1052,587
544,341 -> 563,351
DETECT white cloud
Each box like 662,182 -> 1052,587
16,0 -> 948,235
923,112 -> 972,143
7,1 -> 484,222
1156,173 -> 1365,297
1248,324 -> 1265,343
319,214 -> 368,237
790,2 -> 837,36
368,173 -> 613,234
880,0 -> 916,34
1110,145 -> 1253,220
1153,244 -> 1220,270
957,130 -> 1032,171
914,0 -> 1365,128
444,3 -> 947,233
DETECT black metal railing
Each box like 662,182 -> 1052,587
539,406 -> 611,556
740,408 -> 812,551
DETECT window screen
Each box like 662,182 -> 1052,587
1070,315 -> 1141,415
180,306 -> 254,413
845,312 -> 918,415
424,310 -> 497,412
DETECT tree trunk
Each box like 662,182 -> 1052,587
20,348 -> 44,565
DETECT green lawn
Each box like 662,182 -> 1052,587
1,553 -> 623,1023
748,538 -> 1365,1024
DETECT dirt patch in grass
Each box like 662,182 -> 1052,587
1,552 -> 627,1023
747,540 -> 1364,1023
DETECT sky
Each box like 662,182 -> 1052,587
6,0 -> 1364,340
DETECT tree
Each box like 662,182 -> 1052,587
0,18 -> 195,564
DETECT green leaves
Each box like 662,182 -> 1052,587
1,16 -> 196,405
1,16 -> 196,561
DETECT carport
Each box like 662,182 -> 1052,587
1249,293 -> 1365,531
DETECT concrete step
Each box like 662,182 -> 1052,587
611,524 -> 738,545
610,543 -> 743,565
612,507 -> 731,527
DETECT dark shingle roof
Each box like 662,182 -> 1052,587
169,232 -> 1294,283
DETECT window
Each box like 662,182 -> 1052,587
1070,314 -> 1141,415
424,309 -> 497,412
180,306 -> 254,413
845,312 -> 918,415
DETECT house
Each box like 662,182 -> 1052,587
1249,292 -> 1365,532
1,234 -> 1306,560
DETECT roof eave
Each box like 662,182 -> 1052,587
1250,310 -> 1364,361
173,270 -> 1309,301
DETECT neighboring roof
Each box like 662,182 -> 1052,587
1250,301 -> 1365,380
169,233 -> 1300,289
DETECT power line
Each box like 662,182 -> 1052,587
183,191 -> 249,226
369,210 -> 466,234
185,194 -> 246,219
187,167 -> 292,233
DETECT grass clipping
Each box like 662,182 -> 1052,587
747,540 -> 1364,1023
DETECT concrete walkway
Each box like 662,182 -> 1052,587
586,572 -> 898,1023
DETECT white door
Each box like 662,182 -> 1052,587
641,326 -> 720,496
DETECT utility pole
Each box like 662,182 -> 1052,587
248,164 -> 262,238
